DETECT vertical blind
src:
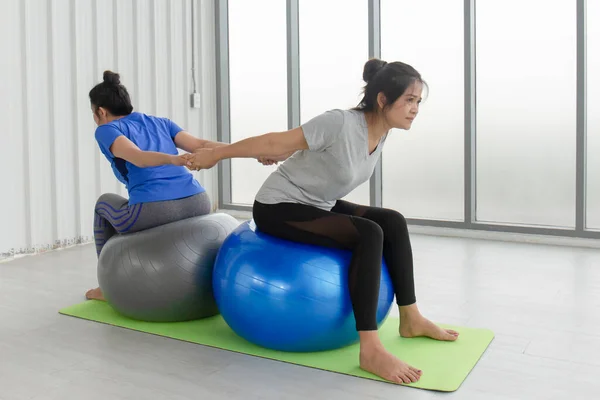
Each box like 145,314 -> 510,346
0,0 -> 217,260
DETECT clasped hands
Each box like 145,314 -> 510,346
172,148 -> 288,171
175,148 -> 218,171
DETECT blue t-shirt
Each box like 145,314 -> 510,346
94,112 -> 204,205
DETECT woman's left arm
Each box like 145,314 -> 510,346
110,136 -> 190,168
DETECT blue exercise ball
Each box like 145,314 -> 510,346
213,220 -> 395,352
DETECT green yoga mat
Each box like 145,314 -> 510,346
59,301 -> 493,392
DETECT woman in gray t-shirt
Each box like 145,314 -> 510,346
187,59 -> 459,385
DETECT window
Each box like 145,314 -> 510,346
587,0 -> 600,230
381,0 -> 464,220
229,0 -> 287,205
475,0 -> 576,228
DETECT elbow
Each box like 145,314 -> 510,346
265,133 -> 288,156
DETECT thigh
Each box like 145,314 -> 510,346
95,193 -> 129,214
127,192 -> 212,233
252,201 -> 363,250
332,199 -> 405,230
94,193 -> 140,233
331,199 -> 372,217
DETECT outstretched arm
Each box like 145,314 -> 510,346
188,127 -> 309,170
173,131 -> 227,153
110,136 -> 190,168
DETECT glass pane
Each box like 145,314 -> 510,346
229,0 -> 287,205
476,0 -> 576,228
299,0 -> 370,206
381,0 -> 464,221
587,0 -> 600,230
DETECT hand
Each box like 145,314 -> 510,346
256,156 -> 279,166
171,154 -> 193,167
256,152 -> 293,166
187,148 -> 219,171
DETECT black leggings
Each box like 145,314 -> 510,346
252,200 -> 416,332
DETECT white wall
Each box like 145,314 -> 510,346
0,0 -> 218,260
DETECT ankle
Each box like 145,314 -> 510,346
358,330 -> 385,353
399,303 -> 421,320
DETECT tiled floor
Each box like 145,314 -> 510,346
1,232 -> 599,399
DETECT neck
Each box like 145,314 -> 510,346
364,110 -> 389,141
106,114 -> 125,123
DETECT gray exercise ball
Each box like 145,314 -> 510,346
97,213 -> 240,322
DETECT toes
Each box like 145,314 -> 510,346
410,366 -> 422,375
406,370 -> 420,382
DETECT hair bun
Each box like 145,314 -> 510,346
103,70 -> 121,85
362,58 -> 387,83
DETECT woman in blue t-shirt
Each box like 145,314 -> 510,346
85,70 -> 223,301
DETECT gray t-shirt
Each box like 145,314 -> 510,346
255,109 -> 387,210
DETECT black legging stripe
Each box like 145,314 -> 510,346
252,200 -> 416,332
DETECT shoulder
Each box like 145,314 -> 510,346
312,109 -> 363,126
138,113 -> 178,129
317,108 -> 347,122
126,112 -> 154,123
301,109 -> 347,130
94,122 -> 121,140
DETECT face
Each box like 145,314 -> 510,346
380,81 -> 423,130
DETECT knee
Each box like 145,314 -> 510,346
385,209 -> 407,229
95,193 -> 126,211
353,218 -> 384,245
95,193 -> 111,208
95,193 -> 116,208
375,209 -> 409,241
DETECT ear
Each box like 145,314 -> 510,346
97,107 -> 108,118
377,92 -> 387,110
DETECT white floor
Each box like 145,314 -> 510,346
1,232 -> 600,400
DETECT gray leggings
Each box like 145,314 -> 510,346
93,192 -> 212,257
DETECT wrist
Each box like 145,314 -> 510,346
211,146 -> 224,162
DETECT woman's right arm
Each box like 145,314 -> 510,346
173,131 -> 228,153
217,127 -> 308,159
188,127 -> 309,170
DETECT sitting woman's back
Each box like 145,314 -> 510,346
95,111 -> 203,205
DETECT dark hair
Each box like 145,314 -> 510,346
354,58 -> 427,112
89,70 -> 133,116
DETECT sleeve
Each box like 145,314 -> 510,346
300,109 -> 345,152
94,124 -> 123,158
167,119 -> 184,139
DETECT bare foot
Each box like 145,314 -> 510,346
360,344 -> 422,384
400,316 -> 459,341
85,287 -> 106,301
